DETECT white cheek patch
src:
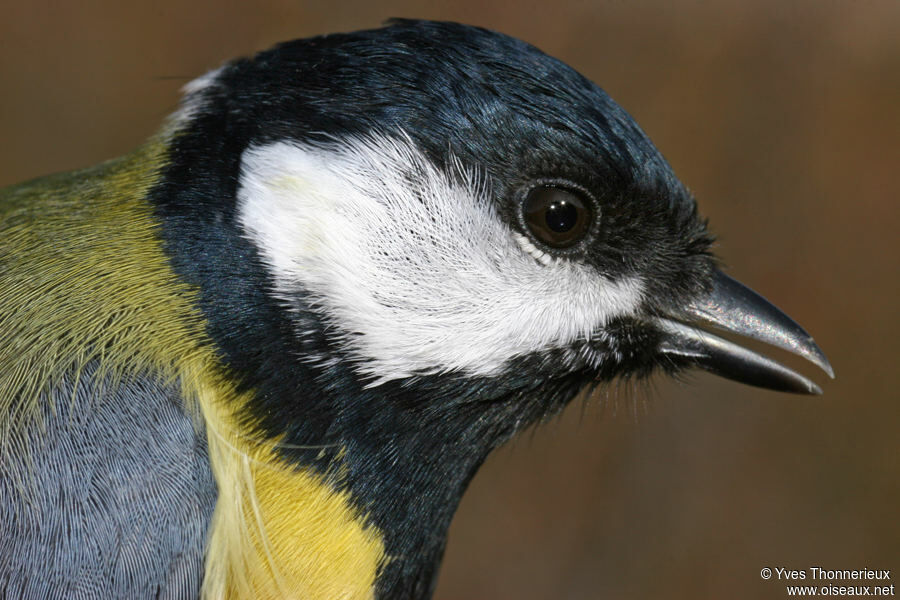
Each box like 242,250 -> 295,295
236,135 -> 644,384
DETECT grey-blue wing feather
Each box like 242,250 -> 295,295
0,363 -> 216,599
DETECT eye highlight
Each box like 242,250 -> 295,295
522,185 -> 594,249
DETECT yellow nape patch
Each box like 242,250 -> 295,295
1,134 -> 386,598
0,137 -> 208,445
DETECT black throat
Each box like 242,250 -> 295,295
313,369 -> 585,599
149,127 -> 588,599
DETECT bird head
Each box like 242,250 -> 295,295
148,19 -> 832,598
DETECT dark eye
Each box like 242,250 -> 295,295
522,185 -> 594,249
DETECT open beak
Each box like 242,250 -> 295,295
657,270 -> 834,394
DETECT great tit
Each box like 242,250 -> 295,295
0,19 -> 832,600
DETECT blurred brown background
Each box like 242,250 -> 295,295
2,1 -> 897,598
